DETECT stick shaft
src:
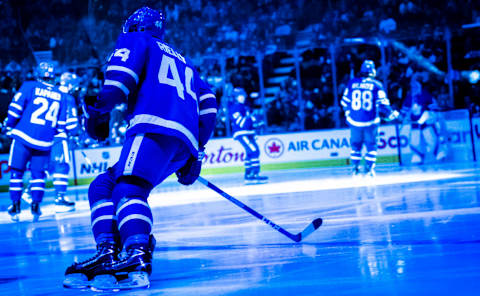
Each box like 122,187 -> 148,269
197,176 -> 299,242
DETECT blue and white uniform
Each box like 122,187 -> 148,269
50,88 -> 79,195
5,80 -> 67,204
341,76 -> 394,172
95,32 -> 217,157
229,101 -> 261,179
89,30 -> 217,248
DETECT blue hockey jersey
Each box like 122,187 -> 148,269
6,80 -> 67,150
95,32 -> 217,156
229,102 -> 255,139
340,77 -> 392,127
401,88 -> 434,123
58,85 -> 79,134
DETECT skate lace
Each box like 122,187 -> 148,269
73,246 -> 114,266
110,248 -> 144,268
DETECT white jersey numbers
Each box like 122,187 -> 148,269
351,89 -> 373,112
112,48 -> 131,62
158,54 -> 196,102
30,97 -> 60,127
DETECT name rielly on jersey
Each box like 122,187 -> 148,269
35,87 -> 62,101
156,41 -> 186,64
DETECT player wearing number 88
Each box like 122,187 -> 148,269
3,62 -> 68,221
340,60 -> 398,178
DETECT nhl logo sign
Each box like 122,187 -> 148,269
264,138 -> 284,158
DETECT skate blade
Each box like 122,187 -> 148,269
63,273 -> 91,289
9,214 -> 20,222
91,272 -> 150,291
55,205 -> 75,213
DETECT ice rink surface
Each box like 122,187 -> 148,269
0,163 -> 479,295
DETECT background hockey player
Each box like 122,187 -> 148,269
401,76 -> 446,164
3,62 -> 67,221
340,60 -> 399,178
52,71 -> 80,211
63,7 -> 217,291
21,72 -> 80,212
229,87 -> 268,184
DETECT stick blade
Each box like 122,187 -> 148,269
296,218 -> 323,242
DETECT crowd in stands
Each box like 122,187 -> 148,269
1,0 -> 479,152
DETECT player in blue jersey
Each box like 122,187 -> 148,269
52,72 -> 80,211
401,78 -> 445,164
229,87 -> 268,184
340,60 -> 398,178
21,72 -> 80,212
63,7 -> 217,291
3,62 -> 67,221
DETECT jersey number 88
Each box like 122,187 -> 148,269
351,89 -> 373,112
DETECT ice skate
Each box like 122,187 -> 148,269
55,194 -> 75,213
253,173 -> 269,184
21,187 -> 32,204
244,173 -> 257,185
31,202 -> 41,222
365,165 -> 376,180
352,166 -> 361,179
7,200 -> 21,222
63,242 -> 120,289
90,237 -> 155,291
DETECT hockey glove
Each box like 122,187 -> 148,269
83,99 -> 110,142
385,110 -> 400,122
176,149 -> 205,186
1,119 -> 12,137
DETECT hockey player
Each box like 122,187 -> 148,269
52,72 -> 80,211
63,7 -> 217,291
3,62 -> 67,221
340,60 -> 399,178
229,87 -> 268,184
21,72 -> 80,212
401,78 -> 444,164
22,72 -> 79,213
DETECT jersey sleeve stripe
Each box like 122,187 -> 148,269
10,103 -> 23,111
104,79 -> 130,96
106,66 -> 139,84
8,110 -> 20,118
199,93 -> 216,102
199,108 -> 217,115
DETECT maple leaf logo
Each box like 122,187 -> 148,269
264,138 -> 284,158
268,142 -> 281,153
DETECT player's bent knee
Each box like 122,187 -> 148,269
88,169 -> 116,206
10,168 -> 24,179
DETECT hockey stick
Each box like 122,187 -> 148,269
197,176 -> 323,242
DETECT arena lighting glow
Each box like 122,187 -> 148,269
468,70 -> 480,84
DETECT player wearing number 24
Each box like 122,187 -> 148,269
340,60 -> 399,178
3,62 -> 68,221
64,7 -> 218,291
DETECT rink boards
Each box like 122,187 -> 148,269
0,113 -> 477,191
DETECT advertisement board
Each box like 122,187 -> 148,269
0,115 -> 476,190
